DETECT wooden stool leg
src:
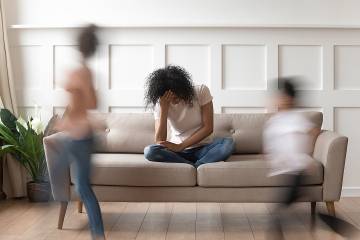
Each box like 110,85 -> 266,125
77,201 -> 83,213
58,201 -> 68,229
326,201 -> 336,216
311,202 -> 316,216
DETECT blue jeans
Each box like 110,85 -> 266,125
144,138 -> 235,167
55,135 -> 104,239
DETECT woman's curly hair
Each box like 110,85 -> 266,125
145,65 -> 196,109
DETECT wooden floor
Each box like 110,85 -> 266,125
0,198 -> 360,240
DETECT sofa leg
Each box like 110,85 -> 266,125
58,201 -> 68,229
77,201 -> 83,213
311,202 -> 316,216
326,201 -> 336,216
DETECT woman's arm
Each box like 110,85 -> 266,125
155,91 -> 173,142
180,101 -> 214,149
160,101 -> 213,151
155,115 -> 167,143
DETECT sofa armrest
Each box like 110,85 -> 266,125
313,130 -> 348,201
44,132 -> 71,202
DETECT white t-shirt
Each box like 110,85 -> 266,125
154,84 -> 213,148
263,111 -> 315,176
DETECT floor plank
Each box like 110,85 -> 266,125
292,202 -> 345,240
242,203 -> 270,240
221,203 -> 254,240
74,202 -> 127,240
43,202 -> 88,240
1,202 -> 53,236
266,203 -> 316,240
135,202 -> 173,240
336,198 -> 360,227
166,202 -> 196,240
107,202 -> 149,240
196,203 -> 224,240
0,199 -> 359,240
19,202 -> 60,240
0,199 -> 32,234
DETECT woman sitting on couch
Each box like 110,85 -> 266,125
144,65 -> 234,168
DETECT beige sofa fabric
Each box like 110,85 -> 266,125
43,111 -> 347,204
43,132 -> 71,202
213,112 -> 322,154
214,114 -> 271,154
93,111 -> 323,154
197,154 -> 324,187
71,154 -> 197,187
313,130 -> 348,201
71,185 -> 323,202
93,113 -> 155,153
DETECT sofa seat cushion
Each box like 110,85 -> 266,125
197,155 -> 323,187
70,154 -> 196,187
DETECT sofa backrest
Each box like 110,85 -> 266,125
213,112 -> 322,153
92,111 -> 323,154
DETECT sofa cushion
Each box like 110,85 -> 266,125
213,111 -> 323,154
91,113 -> 155,153
91,111 -> 322,154
197,154 -> 324,187
70,154 -> 196,187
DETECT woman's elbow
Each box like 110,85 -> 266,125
206,126 -> 214,135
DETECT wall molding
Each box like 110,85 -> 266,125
342,187 -> 360,197
8,24 -> 360,30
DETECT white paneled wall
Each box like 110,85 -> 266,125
279,45 -> 323,90
222,45 -> 266,90
334,45 -> 360,90
166,45 -> 210,86
110,45 -> 154,90
8,27 -> 360,195
5,0 -> 360,27
334,108 -> 360,192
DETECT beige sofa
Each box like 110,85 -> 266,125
44,112 -> 348,229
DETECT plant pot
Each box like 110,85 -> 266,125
27,181 -> 50,202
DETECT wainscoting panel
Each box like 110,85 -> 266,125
8,26 -> 360,191
166,44 -> 210,86
222,44 -> 266,90
110,45 -> 154,90
11,45 -> 45,90
334,45 -> 360,90
334,108 -> 360,189
109,106 -> 146,113
221,107 -> 267,114
278,45 -> 323,90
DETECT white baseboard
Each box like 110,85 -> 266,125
342,187 -> 360,197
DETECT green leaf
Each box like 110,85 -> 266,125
1,144 -> 15,150
0,145 -> 15,155
0,123 -> 18,146
0,113 -> 47,182
0,108 -> 17,133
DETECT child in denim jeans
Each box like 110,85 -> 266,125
48,24 -> 105,240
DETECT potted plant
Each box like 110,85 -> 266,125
0,108 -> 50,202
